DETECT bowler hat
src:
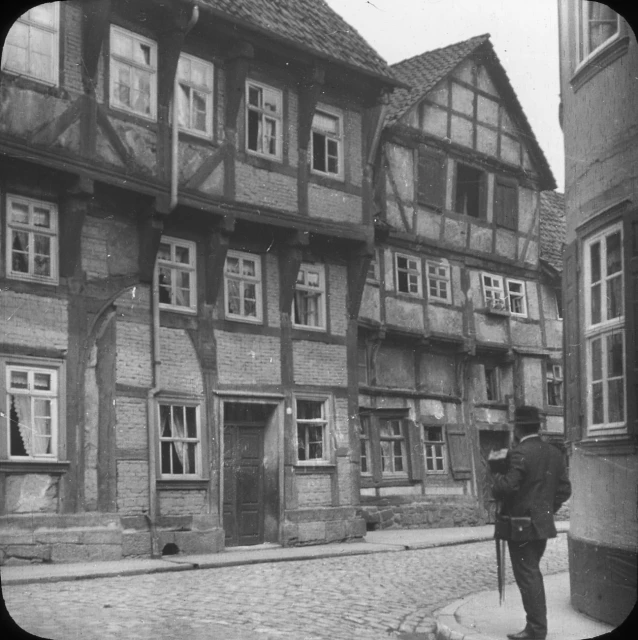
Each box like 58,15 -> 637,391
513,405 -> 542,426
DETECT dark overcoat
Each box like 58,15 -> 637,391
492,435 -> 571,540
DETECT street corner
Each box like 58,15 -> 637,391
433,597 -> 486,640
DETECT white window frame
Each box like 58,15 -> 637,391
176,53 -> 214,139
295,397 -> 331,465
395,253 -> 422,297
158,401 -> 202,478
156,236 -> 197,314
310,105 -> 344,179
584,222 -> 626,433
379,417 -> 409,477
224,250 -> 263,324
578,2 -> 620,65
6,364 -> 58,460
109,25 -> 157,120
547,363 -> 564,407
426,259 -> 452,304
292,263 -> 326,331
5,194 -> 58,284
245,80 -> 283,160
423,425 -> 447,474
506,278 -> 527,317
481,273 -> 506,311
1,3 -> 60,86
366,249 -> 379,283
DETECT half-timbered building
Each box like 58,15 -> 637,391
0,0 -> 400,562
356,35 -> 565,529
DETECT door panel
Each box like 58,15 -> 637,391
223,425 -> 264,546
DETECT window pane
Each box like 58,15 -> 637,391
161,441 -> 171,473
227,279 -> 241,314
29,4 -> 56,27
592,382 -> 604,424
226,256 -> 240,274
591,338 -> 602,381
185,406 -> 197,438
160,405 -> 171,436
10,370 -> 29,389
590,283 -> 601,324
297,400 -> 322,420
607,333 -> 624,377
606,231 -> 622,275
177,83 -> 190,128
312,132 -> 325,171
590,241 -> 601,283
306,272 -> 320,288
112,31 -> 132,59
608,379 -> 625,423
607,275 -> 623,319
297,426 -> 306,461
32,206 -> 51,228
313,112 -> 338,134
193,92 -> 207,131
10,201 -> 29,225
34,372 -> 51,391
175,246 -> 190,265
11,231 -> 29,273
158,243 -> 171,261
242,259 -> 256,277
247,109 -> 260,151
34,235 -> 51,276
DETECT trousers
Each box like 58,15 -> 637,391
507,538 -> 548,638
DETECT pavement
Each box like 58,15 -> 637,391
1,521 -> 614,640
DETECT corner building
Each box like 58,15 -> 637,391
0,0 -> 399,562
558,0 -> 637,626
356,35 -> 566,528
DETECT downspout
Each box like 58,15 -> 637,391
170,4 -> 199,211
147,4 -> 199,558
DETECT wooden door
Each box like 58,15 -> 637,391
478,430 -> 510,523
223,425 -> 264,546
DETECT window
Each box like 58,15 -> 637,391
396,254 -> 422,296
366,249 -> 379,282
424,426 -> 446,473
159,403 -> 200,476
109,26 -> 157,119
506,279 -> 527,317
379,418 -> 408,476
481,273 -> 506,311
357,340 -> 369,386
494,179 -> 518,230
455,164 -> 484,218
547,363 -> 563,407
484,365 -> 500,402
296,399 -> 329,463
7,365 -> 58,459
311,108 -> 343,177
246,81 -> 282,159
6,195 -> 58,283
177,54 -> 213,138
579,2 -> 619,62
293,263 -> 326,330
156,237 -> 197,312
359,416 -> 371,474
1,3 -> 59,85
224,251 -> 262,323
585,224 -> 625,430
426,259 -> 451,303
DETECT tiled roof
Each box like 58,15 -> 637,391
540,191 -> 566,272
197,0 -> 397,83
388,34 -> 490,124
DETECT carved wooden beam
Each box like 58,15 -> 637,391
225,42 -> 254,130
82,0 -> 112,91
279,230 -> 310,314
59,177 -> 94,279
204,217 -> 236,305
346,241 -> 375,320
297,66 -> 325,151
137,203 -> 165,284
363,92 -> 390,168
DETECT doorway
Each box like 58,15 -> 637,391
222,402 -> 275,547
478,429 -> 510,523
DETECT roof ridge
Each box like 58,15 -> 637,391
390,33 -> 490,69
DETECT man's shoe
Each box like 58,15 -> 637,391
506,630 -> 546,640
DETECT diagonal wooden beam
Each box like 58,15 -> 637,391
347,241 -> 375,320
30,98 -> 83,147
96,104 -> 136,169
184,143 -> 230,190
383,147 -> 412,232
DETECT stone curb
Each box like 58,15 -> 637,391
434,597 -> 490,640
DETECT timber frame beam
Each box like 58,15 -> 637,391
204,216 -> 236,305
81,0 -> 112,91
279,230 -> 310,314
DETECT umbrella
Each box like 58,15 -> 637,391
496,536 -> 506,604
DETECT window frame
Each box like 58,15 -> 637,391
245,80 -> 283,161
157,401 -> 202,478
310,105 -> 344,180
109,25 -> 158,121
366,249 -> 380,283
484,364 -> 500,402
577,2 -> 620,65
583,222 -> 626,433
481,273 -> 506,311
395,252 -> 422,297
175,52 -> 214,139
426,259 -> 452,304
295,396 -> 331,466
546,362 -> 564,407
5,194 -> 59,285
1,3 -> 60,87
454,162 -> 485,219
292,262 -> 327,331
5,363 -> 59,461
423,425 -> 447,475
506,278 -> 528,317
156,236 -> 198,314
224,250 -> 263,324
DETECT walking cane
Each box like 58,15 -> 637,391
488,448 -> 509,606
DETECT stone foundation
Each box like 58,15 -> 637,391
358,496 -> 483,530
283,507 -> 366,546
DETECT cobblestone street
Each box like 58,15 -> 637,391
4,537 -> 569,640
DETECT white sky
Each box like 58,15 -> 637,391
325,0 -> 565,191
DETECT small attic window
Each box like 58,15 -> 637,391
454,163 -> 484,218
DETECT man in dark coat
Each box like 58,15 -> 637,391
491,405 -> 571,640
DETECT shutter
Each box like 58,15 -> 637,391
494,180 -> 518,230
369,417 -> 383,484
406,420 -> 424,481
563,240 -> 582,443
417,146 -> 445,210
625,214 -> 638,437
446,425 -> 472,480
494,182 -> 505,227
478,170 -> 488,220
